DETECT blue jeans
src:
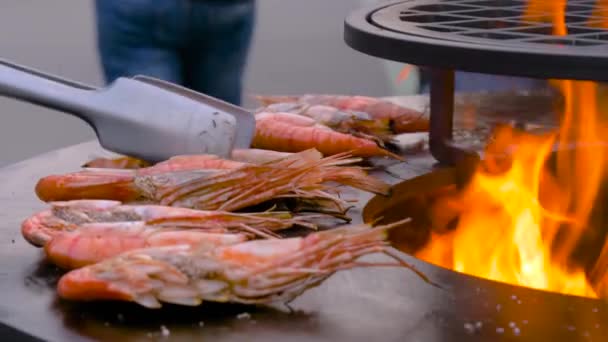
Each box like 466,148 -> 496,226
95,0 -> 255,105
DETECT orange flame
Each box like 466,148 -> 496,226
415,1 -> 608,298
395,65 -> 413,85
589,0 -> 608,28
417,80 -> 607,298
523,0 -> 567,35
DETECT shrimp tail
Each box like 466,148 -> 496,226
45,223 -> 248,270
35,169 -> 140,202
58,266 -> 137,303
21,209 -> 72,247
21,200 -> 126,247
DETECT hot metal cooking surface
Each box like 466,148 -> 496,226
345,0 -> 608,81
0,94 -> 606,341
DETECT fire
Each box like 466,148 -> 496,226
396,65 -> 413,85
415,1 -> 608,298
417,103 -> 602,297
589,0 -> 608,28
522,0 -> 567,35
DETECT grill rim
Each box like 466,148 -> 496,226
344,0 -> 608,81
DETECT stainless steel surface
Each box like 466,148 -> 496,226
0,59 -> 257,162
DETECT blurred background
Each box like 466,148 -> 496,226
0,0 -> 419,167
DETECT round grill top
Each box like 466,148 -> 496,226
344,0 -> 608,81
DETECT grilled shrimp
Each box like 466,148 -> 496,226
45,222 -> 249,269
255,94 -> 429,133
21,200 -> 312,247
253,112 -> 403,160
260,102 -> 394,142
57,219 -> 435,308
35,150 -> 390,217
43,155 -> 249,202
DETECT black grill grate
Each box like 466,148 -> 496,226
376,0 -> 608,49
345,0 -> 608,81
344,0 -> 608,166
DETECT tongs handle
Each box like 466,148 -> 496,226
0,59 -> 96,124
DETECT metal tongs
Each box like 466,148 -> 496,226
0,58 -> 256,162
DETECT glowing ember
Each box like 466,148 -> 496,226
415,1 -> 608,298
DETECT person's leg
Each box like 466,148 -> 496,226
183,0 -> 256,105
94,0 -> 184,85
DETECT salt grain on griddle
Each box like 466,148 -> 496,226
513,327 -> 521,336
160,325 -> 170,337
199,321 -> 205,327
496,327 -> 504,334
509,322 -> 516,328
464,323 -> 475,334
237,312 -> 251,320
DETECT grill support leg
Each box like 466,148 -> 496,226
429,68 -> 456,165
429,68 -> 480,171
